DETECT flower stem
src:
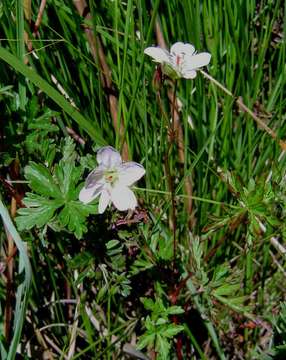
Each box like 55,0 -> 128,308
156,90 -> 171,128
156,76 -> 178,268
170,80 -> 178,268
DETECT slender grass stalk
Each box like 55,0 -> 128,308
16,0 -> 26,110
183,324 -> 208,360
120,0 -> 161,149
107,293 -> 111,360
0,197 -> 32,360
199,69 -> 286,151
0,47 -> 105,145
170,80 -> 178,266
4,198 -> 16,342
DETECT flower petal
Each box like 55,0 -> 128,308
111,185 -> 137,211
85,166 -> 104,189
117,162 -> 145,186
98,189 -> 110,213
96,146 -> 122,168
144,47 -> 171,64
170,42 -> 195,56
184,53 -> 211,70
182,69 -> 197,79
79,184 -> 103,204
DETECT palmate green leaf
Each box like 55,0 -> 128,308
141,297 -> 184,318
141,297 -> 155,311
24,162 -> 62,198
21,192 -> 63,208
137,333 -> 155,350
17,139 -> 97,239
162,324 -> 184,338
16,193 -> 63,229
55,160 -> 82,200
156,335 -> 170,360
165,305 -> 185,316
58,201 -> 97,239
16,201 -> 61,230
138,297 -> 184,358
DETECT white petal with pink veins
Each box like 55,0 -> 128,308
96,146 -> 122,168
98,189 -> 111,214
79,184 -> 103,204
79,146 -> 145,213
170,42 -> 195,56
182,69 -> 197,79
118,162 -> 145,186
111,185 -> 137,211
184,53 -> 211,70
144,47 -> 171,63
144,42 -> 211,80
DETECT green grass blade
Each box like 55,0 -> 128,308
0,46 -> 105,145
0,197 -> 32,360
16,0 -> 26,110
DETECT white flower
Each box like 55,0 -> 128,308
144,42 -> 211,79
79,146 -> 145,213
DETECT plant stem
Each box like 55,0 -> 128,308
4,197 -> 16,342
107,293 -> 111,360
170,80 -> 178,268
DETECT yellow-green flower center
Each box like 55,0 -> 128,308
104,169 -> 118,185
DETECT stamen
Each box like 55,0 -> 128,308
176,55 -> 181,66
104,169 -> 118,184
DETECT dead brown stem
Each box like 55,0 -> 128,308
66,127 -> 86,146
73,0 -> 129,160
34,0 -> 47,33
4,197 -> 17,342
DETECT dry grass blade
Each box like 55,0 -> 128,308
73,0 -> 129,160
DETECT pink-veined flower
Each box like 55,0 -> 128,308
144,42 -> 211,79
79,146 -> 145,213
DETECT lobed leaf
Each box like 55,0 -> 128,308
24,162 -> 62,199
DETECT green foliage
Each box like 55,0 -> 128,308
16,139 -> 97,239
96,265 -> 132,300
149,229 -> 173,261
0,198 -> 31,360
106,239 -> 126,271
24,107 -> 59,166
210,265 -> 252,315
0,0 -> 285,358
137,297 -> 184,359
270,302 -> 286,358
189,236 -> 252,327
